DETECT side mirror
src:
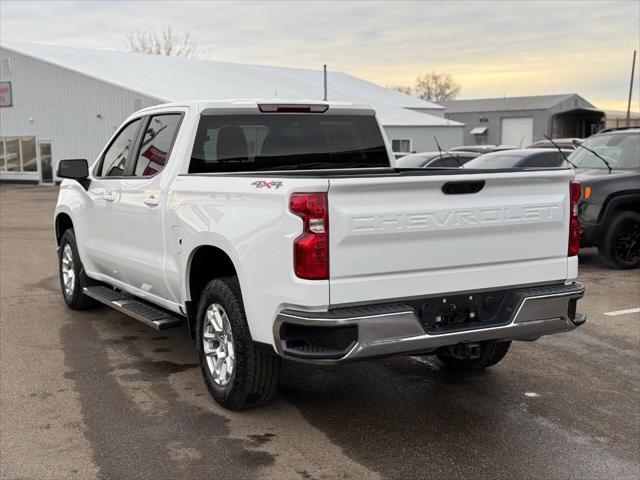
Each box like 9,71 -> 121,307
57,159 -> 90,189
57,159 -> 89,180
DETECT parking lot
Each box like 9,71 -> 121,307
1,184 -> 638,480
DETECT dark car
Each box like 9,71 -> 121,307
396,151 -> 479,168
449,145 -> 515,154
527,138 -> 583,150
463,148 -> 572,169
568,128 -> 640,268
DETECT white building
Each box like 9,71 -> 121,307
0,41 -> 463,183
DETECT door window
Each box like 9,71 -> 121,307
98,119 -> 142,177
134,114 -> 182,177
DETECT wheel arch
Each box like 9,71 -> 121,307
599,191 -> 640,224
55,212 -> 74,245
185,244 -> 243,338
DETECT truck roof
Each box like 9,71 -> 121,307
136,99 -> 376,115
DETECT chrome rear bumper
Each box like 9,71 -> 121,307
273,282 -> 585,364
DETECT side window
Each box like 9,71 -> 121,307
99,119 -> 142,177
134,114 -> 182,177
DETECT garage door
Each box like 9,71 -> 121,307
501,117 -> 533,147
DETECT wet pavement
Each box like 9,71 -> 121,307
1,185 -> 639,480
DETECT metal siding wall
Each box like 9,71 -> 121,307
384,126 -> 464,152
0,48 -> 161,180
446,110 -> 548,146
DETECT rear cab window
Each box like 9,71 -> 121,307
188,114 -> 389,173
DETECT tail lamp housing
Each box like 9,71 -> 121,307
290,193 -> 329,280
568,181 -> 581,257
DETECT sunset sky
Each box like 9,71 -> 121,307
1,0 -> 639,111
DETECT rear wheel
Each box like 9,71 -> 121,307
58,229 -> 98,310
196,276 -> 280,410
436,341 -> 511,372
599,211 -> 640,269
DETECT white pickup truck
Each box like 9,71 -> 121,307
54,100 -> 586,410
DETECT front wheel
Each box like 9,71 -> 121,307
196,277 -> 280,410
58,229 -> 98,310
599,211 -> 640,269
436,341 -> 511,372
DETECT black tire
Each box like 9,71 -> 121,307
598,211 -> 640,269
58,229 -> 98,310
196,276 -> 280,410
436,341 -> 511,372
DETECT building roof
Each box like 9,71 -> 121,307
1,41 -> 461,128
442,94 -> 594,113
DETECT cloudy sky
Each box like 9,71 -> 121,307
1,0 -> 639,110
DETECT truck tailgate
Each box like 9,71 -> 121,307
328,170 -> 574,305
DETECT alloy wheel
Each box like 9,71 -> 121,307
614,220 -> 640,263
61,243 -> 75,297
202,303 -> 235,386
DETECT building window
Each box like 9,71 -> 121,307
392,138 -> 412,153
0,136 -> 38,172
0,139 -> 5,171
5,137 -> 20,171
21,137 -> 37,172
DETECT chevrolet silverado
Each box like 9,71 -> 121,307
54,100 -> 586,410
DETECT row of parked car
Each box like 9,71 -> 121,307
395,137 -> 584,169
395,128 -> 640,269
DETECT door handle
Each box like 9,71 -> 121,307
104,192 -> 116,202
144,195 -> 160,207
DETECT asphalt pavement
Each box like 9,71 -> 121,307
1,184 -> 638,480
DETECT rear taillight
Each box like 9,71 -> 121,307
568,181 -> 581,257
290,193 -> 329,280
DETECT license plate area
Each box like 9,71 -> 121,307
416,289 -> 519,334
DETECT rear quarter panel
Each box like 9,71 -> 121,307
168,175 -> 329,345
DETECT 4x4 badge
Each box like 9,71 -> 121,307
252,180 -> 283,189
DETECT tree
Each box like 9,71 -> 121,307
391,71 -> 461,102
125,26 -> 201,58
389,85 -> 414,96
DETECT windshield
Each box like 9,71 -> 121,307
463,153 -> 525,169
568,132 -> 640,170
189,114 -> 390,173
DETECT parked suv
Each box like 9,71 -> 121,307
568,128 -> 640,268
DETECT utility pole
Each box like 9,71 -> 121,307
626,50 -> 636,127
323,64 -> 328,101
